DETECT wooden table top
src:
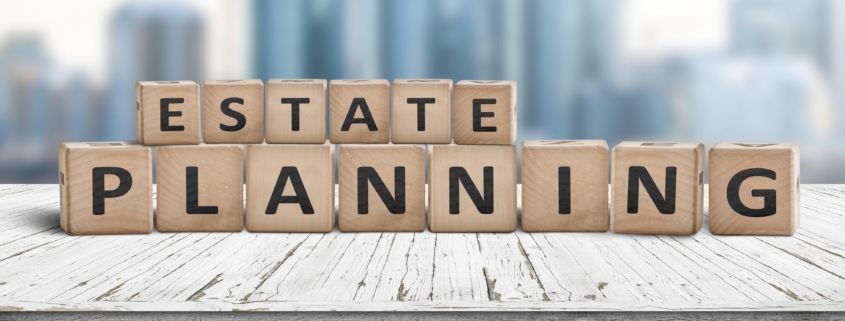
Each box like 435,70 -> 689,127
0,184 -> 843,312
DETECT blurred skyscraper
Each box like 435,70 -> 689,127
103,1 -> 205,140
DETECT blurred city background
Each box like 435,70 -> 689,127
0,0 -> 842,183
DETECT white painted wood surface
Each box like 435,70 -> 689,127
0,184 -> 844,312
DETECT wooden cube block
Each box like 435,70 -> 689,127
203,79 -> 264,144
453,80 -> 516,145
610,142 -> 705,235
521,140 -> 609,232
709,142 -> 800,235
391,79 -> 452,144
58,142 -> 153,235
338,144 -> 426,232
266,79 -> 327,144
136,80 -> 200,145
246,141 -> 335,232
429,144 -> 517,232
329,79 -> 390,143
156,144 -> 244,232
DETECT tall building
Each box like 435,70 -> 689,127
526,0 -> 620,141
103,2 -> 205,140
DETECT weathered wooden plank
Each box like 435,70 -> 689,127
431,233 -> 488,301
1,300 -> 843,312
362,231 -> 437,301
475,233 -> 547,301
16,233 -> 201,301
191,233 -> 312,302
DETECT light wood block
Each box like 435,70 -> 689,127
338,144 -> 426,232
266,79 -> 327,144
58,142 -> 152,235
521,140 -> 609,232
329,79 -> 390,144
246,141 -> 335,232
135,80 -> 200,145
390,79 -> 452,144
610,142 -> 705,235
202,79 -> 264,144
453,80 -> 516,145
709,142 -> 800,235
156,144 -> 244,232
428,144 -> 517,232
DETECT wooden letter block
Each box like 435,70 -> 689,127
156,144 -> 244,232
266,79 -> 327,144
203,79 -> 264,144
522,140 -> 609,232
611,142 -> 704,235
391,79 -> 452,144
136,80 -> 200,145
429,144 -> 517,232
58,142 -> 152,235
338,144 -> 426,232
329,79 -> 390,143
246,141 -> 335,232
709,143 -> 800,235
453,80 -> 516,145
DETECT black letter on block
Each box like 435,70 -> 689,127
186,166 -> 218,214
559,166 -> 571,214
282,98 -> 310,131
407,98 -> 435,131
449,167 -> 494,214
220,97 -> 246,131
341,98 -> 378,131
472,99 -> 497,132
266,166 -> 314,214
358,167 -> 405,214
160,98 -> 185,131
727,168 -> 777,217
92,167 -> 133,215
627,166 -> 676,214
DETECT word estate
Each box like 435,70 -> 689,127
59,79 -> 800,237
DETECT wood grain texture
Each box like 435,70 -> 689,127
265,79 -> 327,144
156,145 -> 244,232
453,80 -> 516,145
136,81 -> 201,145
611,142 -> 704,235
246,142 -> 335,232
428,144 -> 517,232
329,79 -> 390,144
709,142 -> 800,235
390,79 -> 453,144
4,311 -> 845,320
58,142 -> 153,235
202,79 -> 264,144
521,140 -> 609,232
1,185 -> 845,313
338,144 -> 426,232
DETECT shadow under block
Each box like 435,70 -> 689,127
428,144 -> 517,232
453,80 -> 516,145
390,79 -> 452,144
202,79 -> 264,144
58,142 -> 153,235
611,142 -> 705,235
266,79 -> 327,144
156,144 -> 244,232
338,144 -> 426,232
136,80 -> 200,145
709,142 -> 800,235
329,79 -> 390,144
521,140 -> 609,232
246,142 -> 335,232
